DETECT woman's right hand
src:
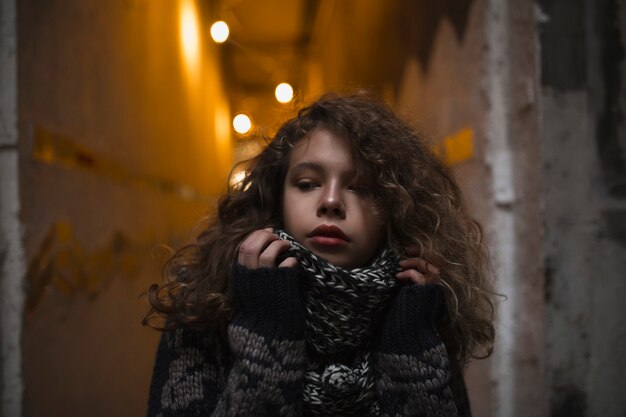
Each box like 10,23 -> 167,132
237,228 -> 298,269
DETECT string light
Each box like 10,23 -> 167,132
210,21 -> 229,43
233,113 -> 252,134
275,82 -> 294,103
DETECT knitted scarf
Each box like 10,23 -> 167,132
274,230 -> 401,416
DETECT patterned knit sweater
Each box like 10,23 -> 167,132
147,265 -> 471,416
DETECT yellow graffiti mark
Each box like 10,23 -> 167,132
25,222 -> 155,315
32,125 -> 214,203
438,127 -> 474,165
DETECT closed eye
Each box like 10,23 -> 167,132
296,181 -> 318,191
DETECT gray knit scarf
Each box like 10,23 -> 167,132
275,229 -> 401,416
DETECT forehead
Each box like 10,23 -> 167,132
287,128 -> 353,169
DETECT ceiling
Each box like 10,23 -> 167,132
218,0 -> 318,95
210,0 -> 476,140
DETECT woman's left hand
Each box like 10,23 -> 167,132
396,246 -> 440,285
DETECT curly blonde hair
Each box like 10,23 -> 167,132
144,92 -> 495,365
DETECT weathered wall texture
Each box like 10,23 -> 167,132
1,0 -> 25,414
539,0 -> 626,415
395,1 -> 626,416
485,1 -> 547,416
17,0 -> 231,415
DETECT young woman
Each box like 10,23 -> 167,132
144,93 -> 495,416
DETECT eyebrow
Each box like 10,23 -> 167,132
288,161 -> 358,179
289,162 -> 324,174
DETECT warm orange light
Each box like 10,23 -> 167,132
275,82 -> 294,103
233,114 -> 252,134
210,21 -> 229,43
180,0 -> 200,71
215,105 -> 230,143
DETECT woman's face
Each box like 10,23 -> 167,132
282,129 -> 386,268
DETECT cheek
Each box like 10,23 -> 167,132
281,189 -> 300,232
282,192 -> 292,228
360,199 -> 384,223
362,202 -> 387,240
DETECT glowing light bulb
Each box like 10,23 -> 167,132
233,113 -> 252,134
275,82 -> 294,103
210,21 -> 229,43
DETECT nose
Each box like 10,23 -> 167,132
317,185 -> 345,218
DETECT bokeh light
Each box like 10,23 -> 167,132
233,113 -> 252,134
275,82 -> 294,103
210,21 -> 230,43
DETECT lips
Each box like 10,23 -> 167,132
307,225 -> 350,247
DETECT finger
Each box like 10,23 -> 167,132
258,239 -> 291,268
404,246 -> 420,256
240,230 -> 279,267
278,256 -> 298,268
399,258 -> 440,275
396,269 -> 430,285
403,249 -> 440,272
238,229 -> 279,268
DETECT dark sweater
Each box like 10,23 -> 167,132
147,265 -> 471,416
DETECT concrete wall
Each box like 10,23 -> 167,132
395,1 -> 626,416
484,1 -> 546,415
539,0 -> 626,415
1,0 -> 25,415
16,0 -> 231,415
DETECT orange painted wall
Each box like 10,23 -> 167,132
18,1 -> 231,415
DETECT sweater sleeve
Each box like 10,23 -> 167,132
374,284 -> 467,417
147,265 -> 307,417
147,326 -> 230,417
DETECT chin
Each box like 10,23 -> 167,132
323,255 -> 360,269
309,251 -> 347,268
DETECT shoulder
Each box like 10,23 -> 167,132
160,325 -> 231,361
